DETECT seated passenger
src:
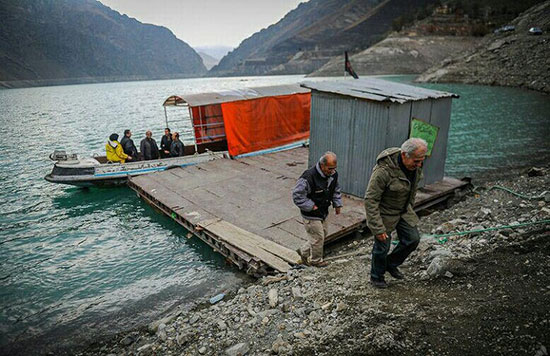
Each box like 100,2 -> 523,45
140,130 -> 160,160
160,127 -> 172,158
170,132 -> 184,157
120,129 -> 139,162
105,133 -> 130,163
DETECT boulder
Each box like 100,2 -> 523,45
225,342 -> 250,356
427,256 -> 448,277
527,167 -> 544,177
268,288 -> 278,307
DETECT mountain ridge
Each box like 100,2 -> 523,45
208,0 -> 437,77
0,0 -> 206,88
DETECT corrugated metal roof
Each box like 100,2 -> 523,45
301,78 -> 458,104
163,84 -> 310,107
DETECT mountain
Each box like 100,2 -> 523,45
0,0 -> 206,88
417,1 -> 550,93
208,0 -> 438,77
194,46 -> 233,61
309,3 -> 486,77
310,0 -> 548,77
198,52 -> 219,70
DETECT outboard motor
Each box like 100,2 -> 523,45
49,150 -> 78,161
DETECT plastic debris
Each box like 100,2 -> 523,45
209,293 -> 225,304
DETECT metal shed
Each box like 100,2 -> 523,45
301,78 -> 459,197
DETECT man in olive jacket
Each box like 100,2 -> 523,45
364,138 -> 427,288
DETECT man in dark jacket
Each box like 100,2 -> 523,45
170,132 -> 184,157
120,129 -> 139,162
364,138 -> 427,288
292,152 -> 343,267
160,128 -> 172,158
140,130 -> 160,160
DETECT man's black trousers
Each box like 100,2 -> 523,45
370,218 -> 420,280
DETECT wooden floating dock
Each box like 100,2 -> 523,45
128,147 -> 468,275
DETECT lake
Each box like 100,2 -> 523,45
0,75 -> 548,354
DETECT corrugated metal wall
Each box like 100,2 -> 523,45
308,91 -> 452,197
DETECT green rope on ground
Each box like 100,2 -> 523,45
389,185 -> 548,246
420,219 -> 550,244
488,185 -> 545,200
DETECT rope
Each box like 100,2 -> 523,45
420,219 -> 550,244
386,186 -> 548,246
488,185 -> 546,200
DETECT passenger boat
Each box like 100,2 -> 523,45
45,84 -> 311,187
45,146 -> 227,187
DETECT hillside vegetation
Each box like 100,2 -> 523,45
0,0 -> 206,88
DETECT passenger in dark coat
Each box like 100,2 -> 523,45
170,132 -> 184,157
160,128 -> 172,158
120,129 -> 139,162
140,130 -> 160,160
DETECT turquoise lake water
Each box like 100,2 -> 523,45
0,75 -> 548,354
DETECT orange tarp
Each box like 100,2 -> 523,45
221,93 -> 310,156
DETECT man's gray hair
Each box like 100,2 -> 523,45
319,151 -> 337,164
401,138 -> 427,157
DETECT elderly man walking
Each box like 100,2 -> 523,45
293,152 -> 343,267
365,138 -> 427,288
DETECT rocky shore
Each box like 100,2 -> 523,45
417,1 -> 550,94
79,166 -> 549,356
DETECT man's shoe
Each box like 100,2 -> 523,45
310,260 -> 329,268
370,278 -> 388,289
296,248 -> 309,265
387,267 -> 404,280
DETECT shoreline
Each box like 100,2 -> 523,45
71,164 -> 549,356
2,164 -> 548,356
2,73 -> 548,97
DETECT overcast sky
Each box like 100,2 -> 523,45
100,0 -> 306,48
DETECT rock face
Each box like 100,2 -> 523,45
0,0 -> 206,88
208,0 -> 439,77
309,35 -> 479,77
417,1 -> 550,93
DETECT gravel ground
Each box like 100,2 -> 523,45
74,165 -> 549,356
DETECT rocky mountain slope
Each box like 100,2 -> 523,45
308,35 -> 478,77
417,1 -> 550,93
309,0 -> 545,77
0,0 -> 206,88
208,0 -> 438,77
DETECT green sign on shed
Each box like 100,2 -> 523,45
410,118 -> 439,156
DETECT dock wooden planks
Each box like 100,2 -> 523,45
128,147 -> 468,275
198,219 -> 301,272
